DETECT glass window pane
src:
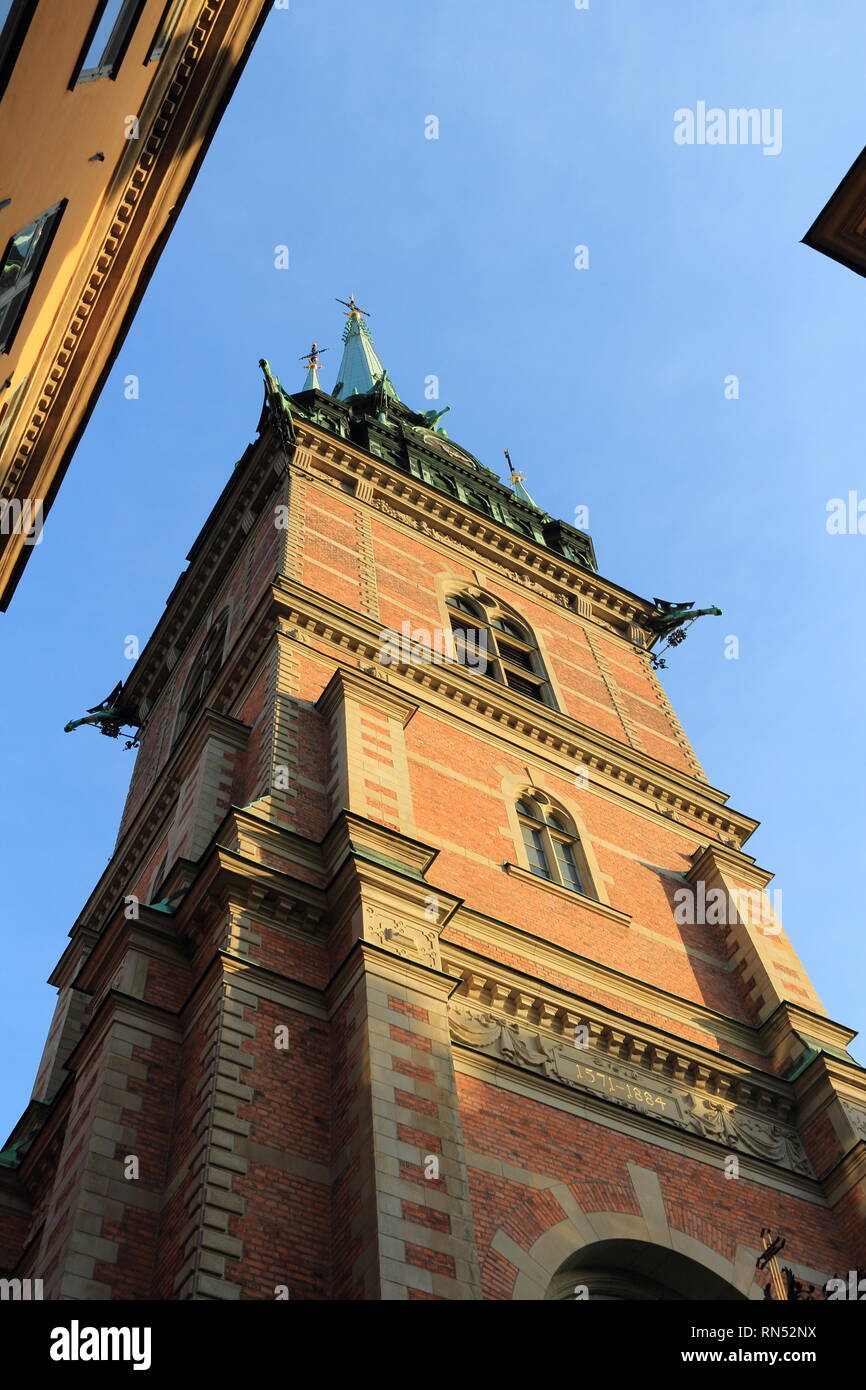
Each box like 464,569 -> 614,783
81,0 -> 125,72
491,617 -> 526,639
521,823 -> 551,879
553,838 -> 585,894
0,204 -> 63,353
448,595 -> 481,618
78,0 -> 142,79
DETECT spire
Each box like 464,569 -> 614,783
332,294 -> 399,401
299,341 -> 327,391
504,449 -> 543,510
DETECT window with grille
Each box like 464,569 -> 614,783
445,593 -> 554,706
516,795 -> 593,897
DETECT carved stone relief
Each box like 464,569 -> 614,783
363,908 -> 439,970
449,1004 -> 813,1176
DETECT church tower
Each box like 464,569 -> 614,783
1,297 -> 864,1301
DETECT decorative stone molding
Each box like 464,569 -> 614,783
584,627 -> 646,754
448,1002 -> 812,1177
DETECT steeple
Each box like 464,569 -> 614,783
300,341 -> 327,391
333,294 -> 399,401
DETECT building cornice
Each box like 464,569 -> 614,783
442,920 -> 767,1058
0,0 -> 273,607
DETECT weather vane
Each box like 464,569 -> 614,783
336,293 -> 370,320
299,341 -> 327,370
503,449 -> 526,486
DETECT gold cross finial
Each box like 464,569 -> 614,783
336,293 -> 370,320
299,341 -> 328,369
503,448 -> 525,485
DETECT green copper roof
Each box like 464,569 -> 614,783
301,364 -> 321,391
333,307 -> 399,401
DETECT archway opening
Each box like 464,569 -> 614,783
546,1239 -> 747,1301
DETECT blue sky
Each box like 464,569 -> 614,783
3,0 -> 866,1130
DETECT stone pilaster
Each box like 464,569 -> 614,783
326,832 -> 481,1300
173,970 -> 254,1300
317,667 -> 418,833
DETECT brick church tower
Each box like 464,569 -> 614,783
2,298 -> 865,1301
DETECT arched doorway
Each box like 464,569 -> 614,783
546,1239 -> 748,1301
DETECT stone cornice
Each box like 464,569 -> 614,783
325,939 -> 457,1020
316,663 -> 418,727
686,843 -> 773,890
447,986 -> 820,1183
67,908 -> 189,1001
759,1002 -> 859,1059
62,989 -> 182,1080
444,957 -> 790,1113
442,919 -> 767,1058
321,810 -> 439,883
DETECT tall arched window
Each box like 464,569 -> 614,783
516,792 -> 594,897
175,609 -> 229,740
445,592 -> 554,706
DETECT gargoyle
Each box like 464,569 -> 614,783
64,681 -> 140,748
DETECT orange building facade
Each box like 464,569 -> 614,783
0,0 -> 271,608
0,310 -> 864,1300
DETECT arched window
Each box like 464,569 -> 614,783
516,793 -> 594,897
445,592 -> 554,706
175,609 -> 229,739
